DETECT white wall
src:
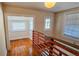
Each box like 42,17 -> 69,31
3,5 -> 54,36
0,3 -> 7,56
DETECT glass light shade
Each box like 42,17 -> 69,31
44,2 -> 56,8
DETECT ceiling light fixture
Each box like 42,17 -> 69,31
44,2 -> 56,8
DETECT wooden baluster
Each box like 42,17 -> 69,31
59,52 -> 62,56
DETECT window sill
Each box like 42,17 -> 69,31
53,34 -> 79,46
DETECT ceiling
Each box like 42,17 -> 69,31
4,2 -> 79,12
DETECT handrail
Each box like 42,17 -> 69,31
32,31 -> 79,56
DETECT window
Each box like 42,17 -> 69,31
45,16 -> 51,29
8,16 -> 33,32
8,16 -> 26,32
25,17 -> 33,31
64,13 -> 79,38
11,22 -> 26,31
29,20 -> 33,30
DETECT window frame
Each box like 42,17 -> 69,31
44,16 -> 51,30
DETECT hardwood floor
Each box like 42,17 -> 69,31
7,38 -> 32,56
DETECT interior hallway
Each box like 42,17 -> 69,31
0,2 -> 79,56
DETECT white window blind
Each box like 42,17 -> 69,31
64,13 -> 79,38
11,22 -> 26,31
8,16 -> 26,32
8,16 -> 33,32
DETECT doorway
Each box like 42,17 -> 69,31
6,16 -> 33,56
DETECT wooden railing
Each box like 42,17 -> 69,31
32,31 -> 79,56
